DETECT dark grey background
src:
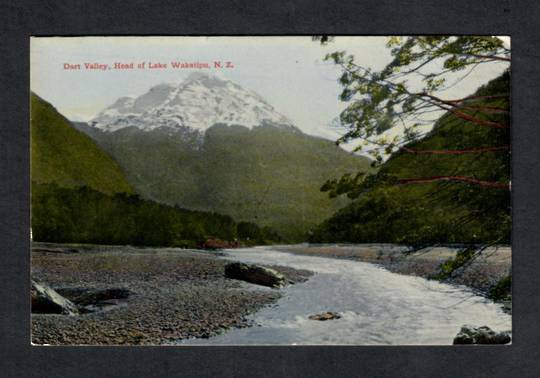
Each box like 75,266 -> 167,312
1,1 -> 539,377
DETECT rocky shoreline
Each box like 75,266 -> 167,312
31,243 -> 312,345
273,244 -> 511,312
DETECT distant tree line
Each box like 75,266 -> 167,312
32,182 -> 281,247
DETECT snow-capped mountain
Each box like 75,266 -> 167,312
91,72 -> 294,133
74,72 -> 371,241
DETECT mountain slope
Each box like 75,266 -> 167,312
31,93 -> 133,194
194,125 -> 371,240
75,73 -> 372,241
310,71 -> 510,244
75,123 -> 371,241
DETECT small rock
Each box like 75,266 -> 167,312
224,262 -> 286,288
308,311 -> 341,321
453,325 -> 511,344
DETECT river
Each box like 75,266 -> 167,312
181,246 -> 511,345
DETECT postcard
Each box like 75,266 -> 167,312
30,36 -> 511,345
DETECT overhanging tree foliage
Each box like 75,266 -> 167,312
316,36 -> 510,191
312,37 -> 511,286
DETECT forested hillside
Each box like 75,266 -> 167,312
311,72 -> 510,245
32,183 -> 277,247
31,94 -> 133,194
75,122 -> 372,241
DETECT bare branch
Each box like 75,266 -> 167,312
401,145 -> 510,155
398,175 -> 510,190
446,108 -> 508,129
458,53 -> 511,62
451,94 -> 508,103
417,93 -> 509,129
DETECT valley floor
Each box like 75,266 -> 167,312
31,243 -> 311,345
31,242 -> 510,345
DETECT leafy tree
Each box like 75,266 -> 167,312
312,37 -> 511,283
316,36 -> 510,190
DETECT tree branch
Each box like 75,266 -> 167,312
446,108 -> 508,129
398,175 -> 510,189
401,145 -> 510,155
459,105 -> 509,114
459,53 -> 511,62
451,94 -> 508,104
417,92 -> 509,129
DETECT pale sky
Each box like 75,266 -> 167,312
30,36 -> 510,142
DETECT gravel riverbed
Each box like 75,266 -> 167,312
31,243 -> 312,345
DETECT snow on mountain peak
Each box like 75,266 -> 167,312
91,72 -> 293,133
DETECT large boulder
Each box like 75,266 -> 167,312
55,287 -> 131,313
453,325 -> 511,344
224,262 -> 286,288
31,280 -> 79,315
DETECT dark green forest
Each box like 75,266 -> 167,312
32,182 -> 279,247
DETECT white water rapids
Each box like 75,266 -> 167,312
181,246 -> 511,345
